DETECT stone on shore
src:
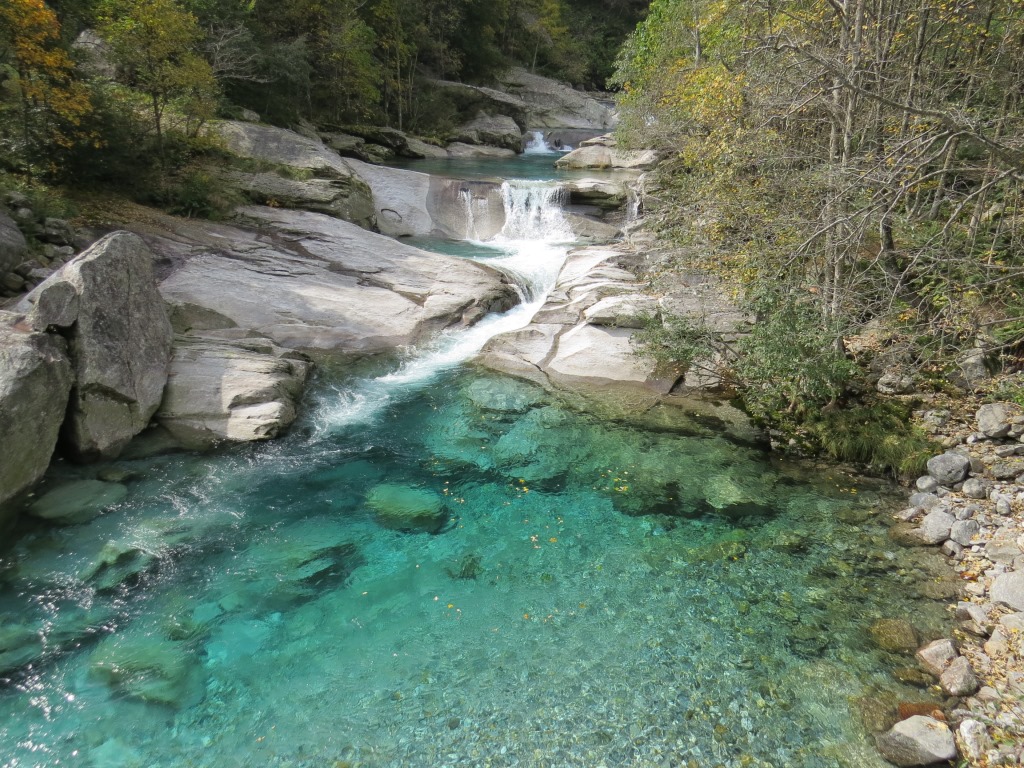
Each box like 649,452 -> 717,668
875,716 -> 957,766
926,452 -> 971,485
939,655 -> 979,696
451,114 -> 523,152
0,312 -> 74,516
555,144 -> 659,171
156,336 -> 311,449
917,510 -> 955,545
210,120 -> 375,227
990,571 -> 1024,611
976,403 -> 1017,438
916,639 -> 958,676
17,232 -> 173,461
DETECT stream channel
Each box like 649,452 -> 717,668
0,147 -> 952,768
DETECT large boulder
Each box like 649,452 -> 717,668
0,208 -> 28,278
556,144 -> 660,171
428,79 -> 531,129
139,207 -> 516,355
926,452 -> 971,485
156,336 -> 310,449
875,716 -> 957,766
345,160 -> 506,239
17,232 -> 173,460
210,121 -> 375,228
450,114 -> 523,152
0,311 -> 74,517
495,68 -> 616,130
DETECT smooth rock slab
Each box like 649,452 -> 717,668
28,479 -> 128,525
991,571 -> 1024,611
926,452 -> 971,485
875,716 -> 957,766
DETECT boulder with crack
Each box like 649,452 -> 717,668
16,232 -> 173,461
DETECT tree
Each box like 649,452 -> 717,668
0,0 -> 92,174
96,0 -> 218,160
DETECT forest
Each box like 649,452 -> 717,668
0,0 -> 645,187
615,0 -> 1024,471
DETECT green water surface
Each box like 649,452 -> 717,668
0,364 -> 952,768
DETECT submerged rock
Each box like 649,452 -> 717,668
869,618 -> 920,654
366,484 -> 447,534
465,376 -> 544,413
28,479 -> 128,525
89,632 -> 203,707
0,312 -> 73,516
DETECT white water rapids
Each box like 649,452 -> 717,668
316,180 -> 573,432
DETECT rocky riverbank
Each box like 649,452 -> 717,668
859,398 -> 1024,766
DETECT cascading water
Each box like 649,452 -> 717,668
317,178 -> 573,432
523,130 -> 572,155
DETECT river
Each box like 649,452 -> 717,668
0,148 -> 950,768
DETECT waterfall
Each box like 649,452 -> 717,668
523,130 -> 572,154
317,177 -> 573,432
458,187 -> 480,240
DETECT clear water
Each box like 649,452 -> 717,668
0,161 -> 952,768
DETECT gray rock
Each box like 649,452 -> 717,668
0,312 -> 74,517
583,295 -> 660,328
940,655 -> 979,696
958,719 -> 990,762
909,492 -> 940,510
996,496 -> 1013,516
926,452 -> 971,485
556,144 -> 659,171
210,121 -> 375,228
991,572 -> 1024,611
941,540 -> 964,558
962,477 -> 990,499
917,510 -> 955,544
345,159 -> 506,239
565,214 -> 623,244
878,371 -> 915,395
18,232 -> 173,460
989,458 -> 1024,480
950,519 -> 981,546
959,349 -> 990,388
916,475 -> 939,493
978,403 -> 1016,438
451,114 -> 523,152
445,142 -> 517,158
149,207 -> 515,355
916,638 -> 958,676
875,716 -> 958,766
156,336 -> 310,449
219,169 -> 374,226
564,179 -> 628,209
0,209 -> 28,277
28,479 -> 127,525
40,217 -> 73,245
495,68 -> 616,130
